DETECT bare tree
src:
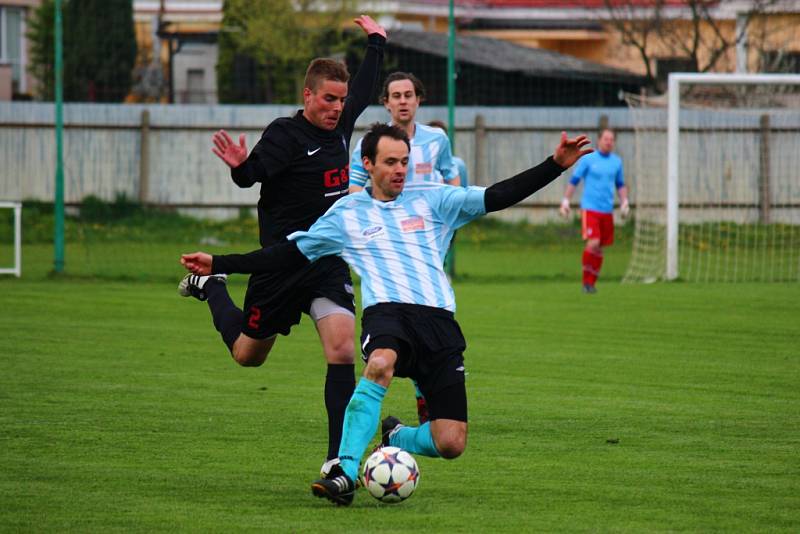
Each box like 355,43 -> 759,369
602,0 -> 666,89
603,0 -> 784,91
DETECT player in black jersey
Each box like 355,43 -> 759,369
178,15 -> 386,479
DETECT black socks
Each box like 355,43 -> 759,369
204,279 -> 242,352
325,363 -> 356,460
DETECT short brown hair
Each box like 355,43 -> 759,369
304,58 -> 350,91
361,123 -> 410,164
381,71 -> 426,103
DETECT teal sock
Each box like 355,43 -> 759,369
338,378 -> 386,481
389,422 -> 441,458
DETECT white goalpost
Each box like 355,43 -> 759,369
0,200 -> 22,277
625,72 -> 800,283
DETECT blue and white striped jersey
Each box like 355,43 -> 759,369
350,123 -> 459,190
287,186 -> 486,312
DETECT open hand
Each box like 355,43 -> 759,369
212,130 -> 248,169
181,252 -> 213,276
354,14 -> 386,38
553,132 -> 593,169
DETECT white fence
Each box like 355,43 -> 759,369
1,102 -> 798,223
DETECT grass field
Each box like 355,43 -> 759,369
1,214 -> 799,532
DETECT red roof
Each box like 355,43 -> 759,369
464,0 -> 705,6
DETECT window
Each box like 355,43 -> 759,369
0,6 -> 26,94
761,51 -> 800,74
185,68 -> 205,103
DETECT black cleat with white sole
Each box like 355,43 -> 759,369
311,473 -> 355,506
177,273 -> 227,302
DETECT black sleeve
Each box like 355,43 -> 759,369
211,240 -> 310,275
229,122 -> 293,188
484,156 -> 566,213
230,158 -> 263,188
340,33 -> 386,139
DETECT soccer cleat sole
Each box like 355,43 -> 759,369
310,482 -> 354,506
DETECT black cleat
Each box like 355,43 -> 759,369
381,416 -> 404,447
311,474 -> 355,506
582,283 -> 597,294
178,273 -> 227,302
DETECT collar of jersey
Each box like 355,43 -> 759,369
363,187 -> 404,206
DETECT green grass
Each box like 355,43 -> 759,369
1,272 -> 799,531
1,207 -> 798,530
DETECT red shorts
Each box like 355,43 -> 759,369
582,210 -> 614,246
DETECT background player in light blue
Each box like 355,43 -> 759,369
349,72 -> 460,193
560,128 -> 629,293
180,123 -> 592,506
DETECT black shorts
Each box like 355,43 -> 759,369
242,255 -> 355,339
360,303 -> 468,421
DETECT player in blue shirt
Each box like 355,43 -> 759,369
560,128 -> 629,293
349,72 -> 461,192
180,123 -> 592,506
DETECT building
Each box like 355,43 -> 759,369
0,0 -> 39,100
377,1 -> 800,89
133,0 -> 222,104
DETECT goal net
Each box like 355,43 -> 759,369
624,73 -> 800,283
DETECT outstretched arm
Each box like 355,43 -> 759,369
181,241 -> 309,276
340,15 -> 386,136
485,132 -> 592,213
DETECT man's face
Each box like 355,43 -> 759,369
384,79 -> 420,126
364,137 -> 409,201
303,79 -> 348,130
598,130 -> 615,154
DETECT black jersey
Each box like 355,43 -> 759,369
230,34 -> 385,247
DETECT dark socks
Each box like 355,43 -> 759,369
204,279 -> 242,352
325,363 -> 356,460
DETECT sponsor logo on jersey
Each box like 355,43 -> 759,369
401,216 -> 425,233
307,147 -> 322,156
415,162 -> 433,174
362,225 -> 384,239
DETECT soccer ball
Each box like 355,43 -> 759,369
361,446 -> 419,503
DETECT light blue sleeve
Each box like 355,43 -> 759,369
615,156 -> 625,188
454,157 -> 469,188
570,156 -> 587,186
436,134 -> 459,183
432,185 -> 487,230
349,137 -> 369,188
287,205 -> 345,262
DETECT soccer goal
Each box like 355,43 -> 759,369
624,73 -> 800,283
0,201 -> 22,277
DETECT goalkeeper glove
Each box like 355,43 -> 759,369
559,198 -> 571,218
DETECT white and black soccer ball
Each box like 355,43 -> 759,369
361,446 -> 419,503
